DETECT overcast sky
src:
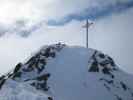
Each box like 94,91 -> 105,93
0,0 -> 133,75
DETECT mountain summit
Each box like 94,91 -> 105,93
0,43 -> 133,100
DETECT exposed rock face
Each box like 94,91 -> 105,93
12,43 -> 65,91
88,51 -> 117,78
0,43 -> 65,91
0,43 -> 133,100
88,51 -> 133,100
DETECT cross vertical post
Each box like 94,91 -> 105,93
83,19 -> 93,48
86,20 -> 89,48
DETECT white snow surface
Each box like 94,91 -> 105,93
0,79 -> 49,100
0,44 -> 133,100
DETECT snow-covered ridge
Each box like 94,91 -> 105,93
0,43 -> 133,100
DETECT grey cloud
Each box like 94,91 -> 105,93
47,0 -> 133,26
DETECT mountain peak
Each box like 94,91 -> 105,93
0,43 -> 133,100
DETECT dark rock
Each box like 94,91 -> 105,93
43,47 -> 56,58
0,75 -> 5,80
48,97 -> 53,100
14,63 -> 22,73
31,81 -> 49,91
37,73 -> 50,81
50,52 -> 56,58
100,60 -> 110,67
30,73 -> 51,91
0,79 -> 6,89
22,67 -> 33,72
99,53 -> 105,59
107,57 -> 116,67
120,82 -> 127,91
39,59 -> 46,65
116,95 -> 122,100
131,92 -> 133,97
27,63 -> 35,71
100,78 -> 114,84
7,73 -> 13,78
111,74 -> 115,79
44,48 -> 51,58
26,56 -> 35,65
102,67 -> 114,78
31,82 -> 36,87
102,67 -> 110,75
12,72 -> 22,79
89,61 -> 99,72
37,66 -> 45,74
39,82 -> 49,91
104,83 -> 110,91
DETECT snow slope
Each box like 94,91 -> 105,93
0,43 -> 133,100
